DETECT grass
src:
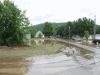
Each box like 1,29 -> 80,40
31,43 -> 64,55
31,37 -> 52,41
0,40 -> 64,57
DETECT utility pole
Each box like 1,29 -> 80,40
69,26 -> 70,39
94,15 -> 96,39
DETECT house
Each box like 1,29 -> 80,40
95,34 -> 100,39
83,34 -> 100,40
35,31 -> 44,38
72,35 -> 80,38
26,34 -> 31,39
25,34 -> 31,45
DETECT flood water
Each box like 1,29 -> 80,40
0,39 -> 100,75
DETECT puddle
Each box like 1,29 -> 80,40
0,56 -> 33,75
0,39 -> 100,75
31,39 -> 53,45
31,53 -> 72,65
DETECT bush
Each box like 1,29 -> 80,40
84,30 -> 89,41
38,33 -> 42,38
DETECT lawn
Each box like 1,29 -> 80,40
31,37 -> 52,41
0,38 -> 64,57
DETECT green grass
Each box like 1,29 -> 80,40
31,37 -> 52,41
32,44 -> 63,55
0,42 -> 64,57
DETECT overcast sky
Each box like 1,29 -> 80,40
1,0 -> 100,25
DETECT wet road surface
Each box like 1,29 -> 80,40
0,39 -> 100,75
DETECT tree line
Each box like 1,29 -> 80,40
42,17 -> 100,38
34,22 -> 67,31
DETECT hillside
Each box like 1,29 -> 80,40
33,22 -> 67,31
33,22 -> 100,32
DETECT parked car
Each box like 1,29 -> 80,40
92,39 -> 100,44
72,37 -> 82,41
92,36 -> 100,44
64,37 -> 68,39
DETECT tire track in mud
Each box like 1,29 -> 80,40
56,39 -> 100,53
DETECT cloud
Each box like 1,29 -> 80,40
80,7 -> 96,17
1,0 -> 100,25
30,14 -> 54,25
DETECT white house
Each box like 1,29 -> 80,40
35,31 -> 44,38
25,34 -> 31,45
95,34 -> 100,39
26,34 -> 31,39
83,34 -> 100,40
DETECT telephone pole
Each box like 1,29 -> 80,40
69,26 -> 70,39
94,15 -> 96,39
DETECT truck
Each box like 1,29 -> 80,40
92,36 -> 100,44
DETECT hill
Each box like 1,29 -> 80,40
33,22 -> 100,32
33,22 -> 67,31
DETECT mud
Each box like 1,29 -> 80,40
0,39 -> 100,75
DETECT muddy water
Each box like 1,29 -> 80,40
0,39 -> 100,75
31,39 -> 53,45
0,56 -> 33,75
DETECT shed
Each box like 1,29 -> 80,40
35,31 -> 44,38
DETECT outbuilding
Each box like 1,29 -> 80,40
35,31 -> 44,38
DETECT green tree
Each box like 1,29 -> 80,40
42,22 -> 54,37
73,17 -> 94,37
38,33 -> 42,38
0,0 -> 30,46
64,21 -> 74,38
55,25 -> 65,36
96,26 -> 100,34
28,25 -> 37,38
84,30 -> 90,41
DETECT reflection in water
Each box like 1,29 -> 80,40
34,39 -> 44,45
42,40 -> 53,45
31,39 -> 55,45
31,40 -> 36,45
0,56 -> 33,75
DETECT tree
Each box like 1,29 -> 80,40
38,33 -> 42,38
73,17 -> 94,37
28,26 -> 37,38
84,30 -> 89,41
96,26 -> 100,34
0,0 -> 30,46
42,22 -> 54,37
55,25 -> 65,36
64,21 -> 74,38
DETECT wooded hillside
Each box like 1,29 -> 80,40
34,22 -> 67,31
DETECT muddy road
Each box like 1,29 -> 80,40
0,39 -> 100,75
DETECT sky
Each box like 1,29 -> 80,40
1,0 -> 100,25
